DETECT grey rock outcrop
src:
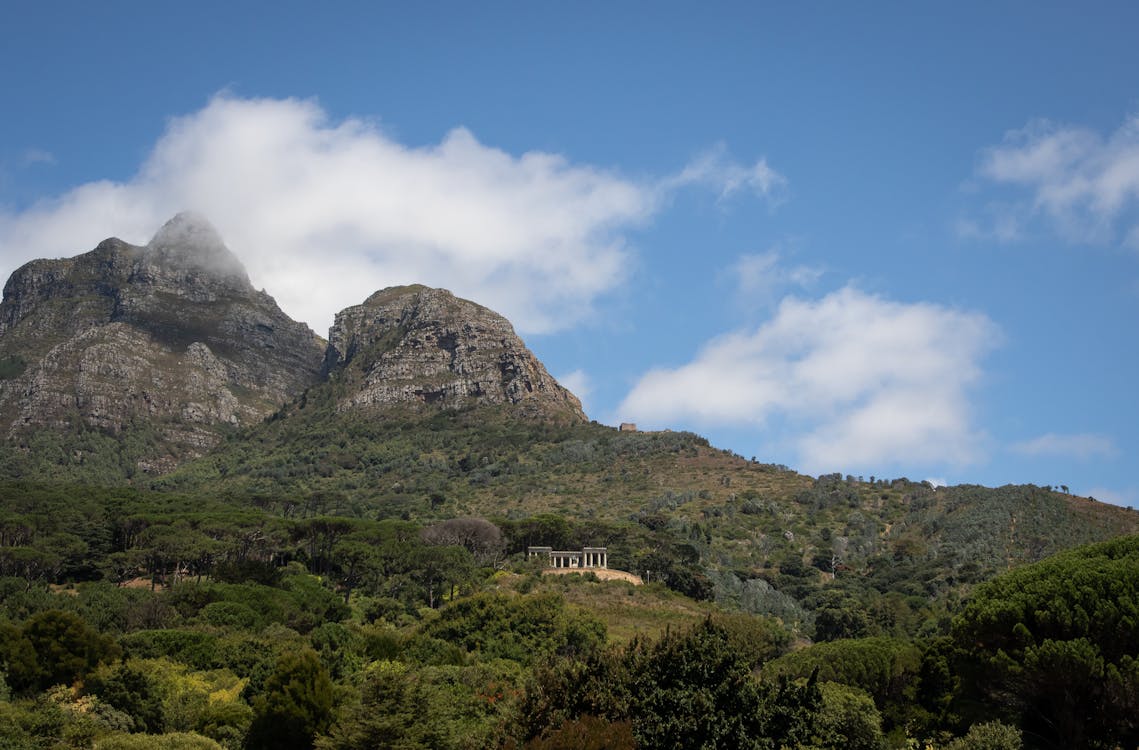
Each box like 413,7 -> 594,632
0,213 -> 325,472
323,285 -> 585,421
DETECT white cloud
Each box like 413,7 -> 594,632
0,94 -> 781,336
1010,432 -> 1118,461
664,143 -> 787,202
556,369 -> 592,416
730,249 -> 822,305
973,115 -> 1139,245
617,286 -> 1000,474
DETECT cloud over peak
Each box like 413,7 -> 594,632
0,94 -> 781,336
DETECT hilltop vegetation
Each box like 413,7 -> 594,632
1,390 -> 1135,750
2,474 -> 1138,748
141,395 -> 1138,638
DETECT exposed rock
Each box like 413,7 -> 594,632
0,213 -> 325,471
0,216 -> 589,479
324,285 -> 585,421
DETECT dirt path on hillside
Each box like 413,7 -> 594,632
541,568 -> 643,585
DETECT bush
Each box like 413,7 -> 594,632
93,732 -> 225,749
944,721 -> 1022,750
199,601 -> 261,631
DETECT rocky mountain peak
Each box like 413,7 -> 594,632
0,215 -> 325,474
143,211 -> 249,286
324,285 -> 586,421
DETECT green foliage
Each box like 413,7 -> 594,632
18,609 -> 121,692
943,721 -> 1023,750
808,682 -> 886,750
762,636 -> 921,733
813,599 -> 874,642
1,436 -> 1138,750
93,732 -> 225,749
521,617 -> 821,749
319,659 -> 522,750
122,630 -> 221,671
0,620 -> 37,693
522,715 -> 636,750
420,592 -> 606,666
317,661 -> 450,750
87,663 -> 166,733
199,601 -> 261,631
952,535 -> 1139,749
245,649 -> 334,750
705,611 -> 793,668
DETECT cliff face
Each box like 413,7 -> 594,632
323,285 -> 586,422
0,213 -> 325,472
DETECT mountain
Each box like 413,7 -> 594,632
323,284 -> 585,421
2,213 -> 1137,628
0,215 -> 584,478
0,213 -> 325,475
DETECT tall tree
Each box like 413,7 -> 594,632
952,535 -> 1139,749
246,649 -> 334,750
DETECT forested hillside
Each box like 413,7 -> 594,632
2,229 -> 1137,748
2,476 -> 1138,748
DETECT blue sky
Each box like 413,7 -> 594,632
2,2 -> 1139,504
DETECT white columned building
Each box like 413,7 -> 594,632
528,546 -> 608,569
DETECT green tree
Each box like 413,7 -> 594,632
316,661 -> 451,750
951,535 -> 1139,749
0,620 -> 37,693
20,609 -> 121,691
626,618 -> 820,749
245,649 -> 334,750
523,715 -> 636,750
809,682 -> 885,750
94,733 -> 225,749
944,721 -> 1023,750
87,662 -> 166,733
762,636 -> 921,733
519,617 -> 816,749
422,592 -> 605,666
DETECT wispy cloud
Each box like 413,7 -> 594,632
1011,432 -> 1118,461
664,143 -> 787,202
0,94 -> 780,336
21,148 -> 56,166
617,286 -> 1000,474
968,114 -> 1139,245
729,249 -> 822,306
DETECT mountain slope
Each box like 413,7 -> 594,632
0,213 -> 325,475
162,387 -> 1139,631
1,213 -> 1136,638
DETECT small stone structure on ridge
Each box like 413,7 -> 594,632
527,546 -> 608,569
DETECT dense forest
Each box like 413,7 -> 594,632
1,479 -> 1138,749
